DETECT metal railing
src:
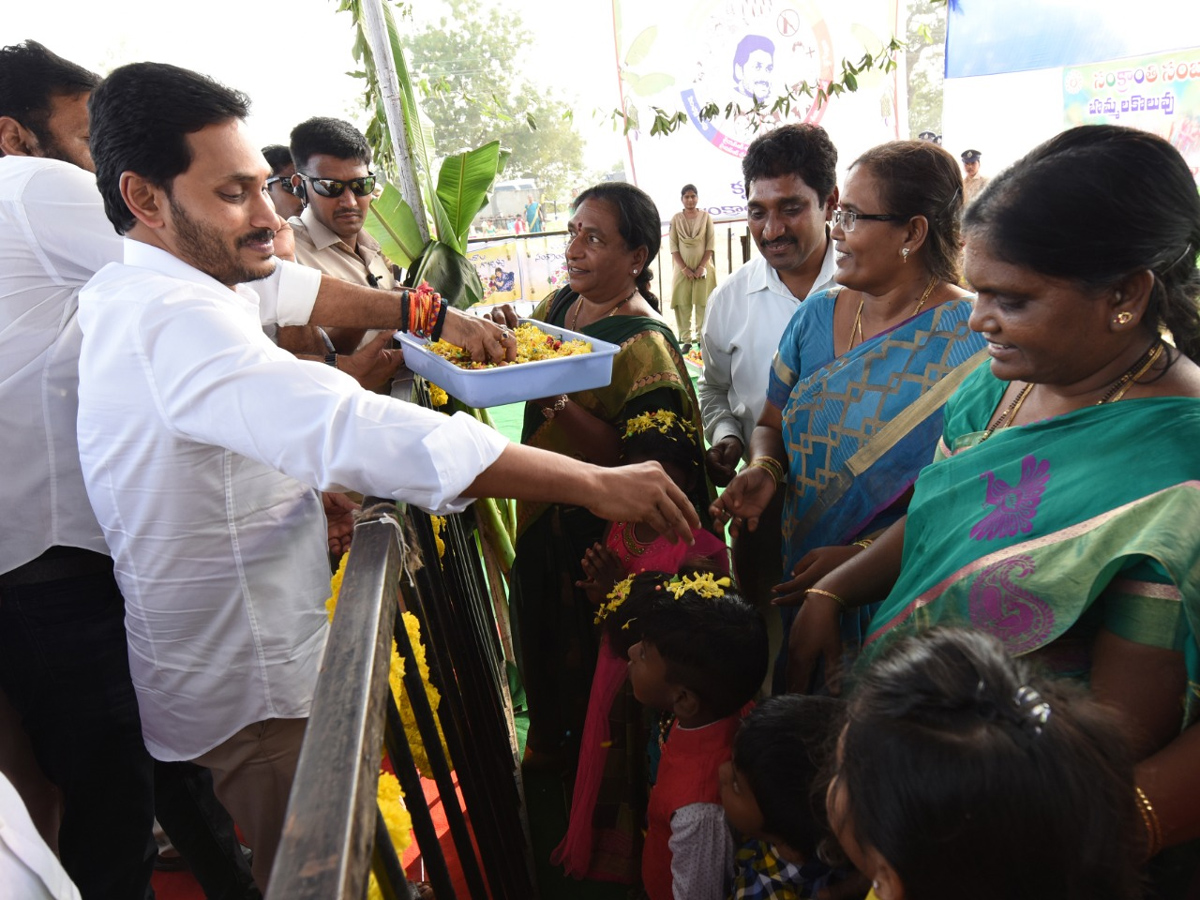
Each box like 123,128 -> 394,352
269,494 -> 533,899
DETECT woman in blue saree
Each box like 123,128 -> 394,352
713,141 -> 985,691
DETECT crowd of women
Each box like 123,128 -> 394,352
492,123 -> 1200,899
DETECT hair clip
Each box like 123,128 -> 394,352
1014,684 -> 1052,734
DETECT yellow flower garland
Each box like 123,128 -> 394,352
325,551 -> 454,883
367,771 -> 414,900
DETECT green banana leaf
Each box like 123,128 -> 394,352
435,141 -> 506,250
404,239 -> 484,309
364,183 -> 425,269
423,181 -> 461,255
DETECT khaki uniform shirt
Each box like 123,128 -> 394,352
289,207 -> 398,348
964,173 -> 990,207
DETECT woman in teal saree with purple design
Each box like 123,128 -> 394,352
790,126 -> 1200,879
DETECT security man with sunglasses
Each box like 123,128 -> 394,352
284,117 -> 393,356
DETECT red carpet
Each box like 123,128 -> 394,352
152,774 -> 471,899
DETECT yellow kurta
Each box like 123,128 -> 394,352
669,210 -> 717,343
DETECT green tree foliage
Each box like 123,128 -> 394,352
906,0 -> 947,137
403,0 -> 584,198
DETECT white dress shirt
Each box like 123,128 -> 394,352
0,772 -> 80,900
77,240 -> 507,761
0,155 -> 321,574
697,238 -> 838,453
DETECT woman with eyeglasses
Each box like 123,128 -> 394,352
712,140 -> 985,691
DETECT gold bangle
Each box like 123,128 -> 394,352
805,587 -> 846,609
747,456 -> 785,487
1135,786 -> 1163,858
853,538 -> 874,549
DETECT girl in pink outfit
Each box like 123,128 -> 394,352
553,410 -> 728,882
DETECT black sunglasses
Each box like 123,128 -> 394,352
265,175 -> 295,195
297,173 -> 377,198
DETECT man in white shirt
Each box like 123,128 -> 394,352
696,124 -> 839,678
78,61 -> 698,891
0,41 -> 167,900
0,40 -> 406,900
698,124 -> 840,483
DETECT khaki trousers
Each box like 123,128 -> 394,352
192,717 -> 307,892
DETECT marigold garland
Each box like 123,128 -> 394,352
366,771 -> 413,900
326,552 -> 452,795
430,515 -> 447,559
428,383 -> 449,407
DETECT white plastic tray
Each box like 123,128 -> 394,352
395,318 -> 620,408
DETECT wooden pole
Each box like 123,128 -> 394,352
359,0 -> 431,244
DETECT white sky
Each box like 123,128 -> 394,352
2,0 -> 629,172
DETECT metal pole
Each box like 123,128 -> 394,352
360,0 -> 430,244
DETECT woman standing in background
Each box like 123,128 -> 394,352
669,184 -> 717,351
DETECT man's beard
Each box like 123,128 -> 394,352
36,132 -> 89,172
168,195 -> 276,287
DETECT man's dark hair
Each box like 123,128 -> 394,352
89,62 -> 249,234
0,41 -> 99,154
733,695 -> 843,857
289,117 -> 371,172
741,124 -> 838,203
637,585 -> 766,718
261,143 -> 294,176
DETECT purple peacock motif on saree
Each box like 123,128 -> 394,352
970,455 -> 1051,541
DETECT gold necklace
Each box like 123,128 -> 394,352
911,276 -> 939,316
570,287 -> 638,331
844,277 -> 939,355
1099,341 -> 1164,404
981,340 -> 1165,441
981,382 -> 1034,440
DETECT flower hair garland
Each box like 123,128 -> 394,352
594,571 -> 731,626
623,409 -> 696,441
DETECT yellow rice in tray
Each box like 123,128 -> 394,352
427,322 -> 591,370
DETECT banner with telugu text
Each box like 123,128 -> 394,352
612,0 -> 902,220
1063,48 -> 1200,181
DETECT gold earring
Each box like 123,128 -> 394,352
1114,311 -> 1134,325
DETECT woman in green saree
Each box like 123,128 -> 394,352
496,183 -> 711,882
788,125 -> 1200,872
